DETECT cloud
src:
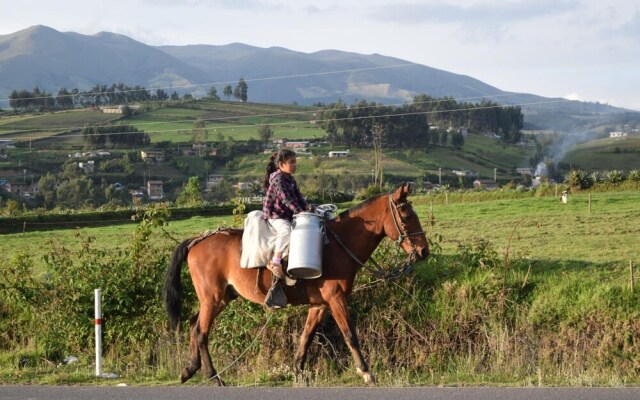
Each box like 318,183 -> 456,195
369,0 -> 579,26
138,0 -> 285,11
564,93 -> 582,101
304,4 -> 340,16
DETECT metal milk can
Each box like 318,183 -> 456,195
287,212 -> 323,279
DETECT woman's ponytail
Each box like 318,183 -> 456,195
262,152 -> 278,190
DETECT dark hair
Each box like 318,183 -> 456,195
262,149 -> 296,190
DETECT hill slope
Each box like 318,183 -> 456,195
0,25 -> 636,133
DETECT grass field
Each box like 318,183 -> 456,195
1,189 -> 640,386
0,109 -> 119,138
563,136 -> 640,170
116,102 -> 324,143
3,190 -> 638,274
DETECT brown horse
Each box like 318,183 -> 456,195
163,183 -> 429,385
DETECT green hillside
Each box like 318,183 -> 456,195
2,100 -> 640,194
563,135 -> 640,170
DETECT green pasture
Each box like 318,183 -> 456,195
563,136 -> 640,171
0,110 -> 118,132
3,190 -> 638,274
125,105 -> 323,143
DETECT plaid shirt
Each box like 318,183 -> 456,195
262,169 -> 308,221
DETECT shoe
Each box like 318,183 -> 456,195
267,261 -> 285,280
265,281 -> 287,309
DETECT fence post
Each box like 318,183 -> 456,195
22,221 -> 26,236
95,288 -> 102,377
631,261 -> 635,292
588,195 -> 592,215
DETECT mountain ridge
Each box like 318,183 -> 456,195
0,25 -> 635,132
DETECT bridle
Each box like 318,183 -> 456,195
324,193 -> 425,280
388,194 -> 424,263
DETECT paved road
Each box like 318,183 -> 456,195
2,386 -> 640,400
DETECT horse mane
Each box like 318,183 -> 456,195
337,192 -> 387,219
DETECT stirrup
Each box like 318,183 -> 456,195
267,261 -> 285,280
265,281 -> 287,309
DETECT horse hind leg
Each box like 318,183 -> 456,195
180,313 -> 202,383
194,291 -> 233,386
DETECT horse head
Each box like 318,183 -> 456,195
385,183 -> 430,261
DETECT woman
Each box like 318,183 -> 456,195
261,149 -> 310,308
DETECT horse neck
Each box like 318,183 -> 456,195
333,195 -> 389,263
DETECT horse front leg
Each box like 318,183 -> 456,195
328,295 -> 376,385
294,305 -> 328,385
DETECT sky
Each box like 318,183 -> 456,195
1,0 -> 639,111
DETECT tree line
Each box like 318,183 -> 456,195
8,79 -> 250,112
315,94 -> 524,148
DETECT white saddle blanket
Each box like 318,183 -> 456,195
240,210 -> 285,269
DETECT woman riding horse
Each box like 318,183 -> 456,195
163,182 -> 429,385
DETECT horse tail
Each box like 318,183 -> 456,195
163,238 -> 191,331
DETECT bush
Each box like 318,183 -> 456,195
0,206 -> 178,361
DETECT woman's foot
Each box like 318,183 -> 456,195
267,260 -> 285,279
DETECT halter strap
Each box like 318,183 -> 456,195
388,194 -> 424,246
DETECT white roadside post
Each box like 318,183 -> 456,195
95,288 -> 102,377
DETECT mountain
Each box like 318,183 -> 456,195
0,25 -> 635,132
0,25 -> 208,98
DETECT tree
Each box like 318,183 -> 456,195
223,84 -> 233,100
207,87 -> 220,101
56,176 -> 97,209
233,78 -> 248,102
451,132 -> 465,149
56,87 -> 74,109
176,176 -> 203,207
155,89 -> 168,101
3,199 -> 23,217
258,124 -> 273,146
37,173 -> 58,209
440,130 -> 448,146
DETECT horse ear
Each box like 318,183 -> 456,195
392,182 -> 411,202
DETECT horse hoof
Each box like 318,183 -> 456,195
362,372 -> 376,385
180,367 -> 196,383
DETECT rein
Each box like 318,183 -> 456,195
324,193 -> 422,280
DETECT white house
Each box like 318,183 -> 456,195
147,180 -> 164,200
610,131 -> 627,138
452,170 -> 478,178
328,150 -> 349,158
78,160 -> 95,173
140,150 -> 165,163
205,175 -> 224,192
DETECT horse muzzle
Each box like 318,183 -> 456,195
418,247 -> 429,260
